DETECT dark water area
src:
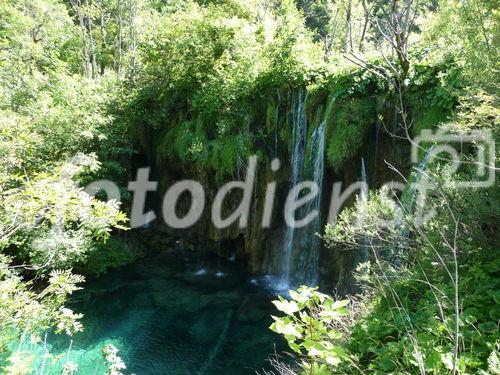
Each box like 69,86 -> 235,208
49,250 -> 288,374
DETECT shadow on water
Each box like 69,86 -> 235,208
49,250 -> 288,375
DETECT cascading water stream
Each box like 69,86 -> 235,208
276,92 -> 329,290
280,90 -> 307,289
374,120 -> 381,165
361,157 -> 368,201
216,230 -> 225,277
403,144 -> 437,233
275,89 -> 280,158
360,157 -> 369,262
295,121 -> 326,286
396,144 -> 436,264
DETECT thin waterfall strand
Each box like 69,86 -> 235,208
295,121 -> 326,286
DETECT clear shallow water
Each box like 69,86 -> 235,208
47,251 -> 287,374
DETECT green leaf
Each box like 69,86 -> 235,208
331,300 -> 350,310
272,299 -> 300,315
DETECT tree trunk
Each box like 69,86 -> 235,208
84,0 -> 98,78
345,0 -> 353,53
116,0 -> 123,78
128,0 -> 137,81
70,0 -> 90,77
359,0 -> 372,51
99,0 -> 106,75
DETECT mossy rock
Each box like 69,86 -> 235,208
326,97 -> 376,172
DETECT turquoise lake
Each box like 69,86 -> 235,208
47,250 -> 288,374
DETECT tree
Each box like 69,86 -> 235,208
0,1 -> 129,372
423,0 -> 499,86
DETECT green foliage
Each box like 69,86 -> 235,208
0,264 -> 85,374
80,238 -> 133,276
0,266 -> 85,339
0,0 -> 81,107
407,60 -> 465,134
0,76 -> 127,180
270,286 -> 350,374
127,0 -> 321,179
102,344 -> 127,375
454,88 -> 500,134
308,69 -> 387,172
0,0 -> 132,187
0,1 -> 130,372
321,92 -> 500,373
411,105 -> 446,134
0,0 -> 131,267
263,0 -> 323,86
1,154 -> 128,271
340,202 -> 500,373
294,0 -> 331,41
408,62 -> 464,112
323,186 -> 402,250
422,0 -> 499,85
316,60 -> 465,172
326,97 -> 376,171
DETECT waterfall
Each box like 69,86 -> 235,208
361,157 -> 368,201
396,145 -> 436,264
275,89 -> 280,158
295,121 -> 326,286
280,90 -> 307,289
143,211 -> 154,229
360,157 -> 369,262
277,91 -> 328,290
405,144 -> 436,218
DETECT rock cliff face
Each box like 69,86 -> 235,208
135,82 -> 412,293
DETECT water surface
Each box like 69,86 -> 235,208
50,251 -> 286,374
